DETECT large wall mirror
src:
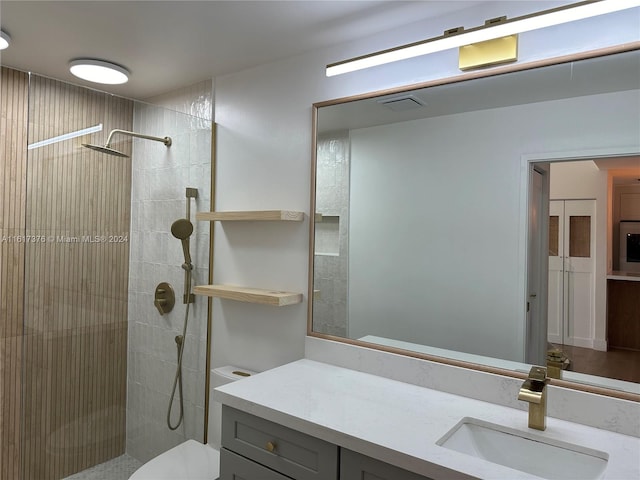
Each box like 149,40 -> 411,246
309,44 -> 640,400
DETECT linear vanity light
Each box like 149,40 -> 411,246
326,0 -> 640,76
0,30 -> 10,50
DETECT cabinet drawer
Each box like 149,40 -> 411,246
340,449 -> 434,480
220,448 -> 290,480
222,406 -> 338,480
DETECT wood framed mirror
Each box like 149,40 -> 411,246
308,43 -> 640,402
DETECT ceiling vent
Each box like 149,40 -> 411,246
377,94 -> 427,112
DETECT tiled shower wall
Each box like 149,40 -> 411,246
313,133 -> 350,337
126,81 -> 212,462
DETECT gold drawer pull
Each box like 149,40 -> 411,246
266,441 -> 277,453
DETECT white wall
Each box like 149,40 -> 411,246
550,162 -> 604,199
127,81 -> 212,462
212,2 -> 640,372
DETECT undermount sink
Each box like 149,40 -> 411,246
436,417 -> 608,479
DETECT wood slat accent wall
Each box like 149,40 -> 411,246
1,69 -> 134,480
1,66 -> 29,480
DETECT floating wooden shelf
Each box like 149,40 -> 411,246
196,210 -> 304,222
194,284 -> 303,306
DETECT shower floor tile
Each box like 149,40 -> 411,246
62,454 -> 142,480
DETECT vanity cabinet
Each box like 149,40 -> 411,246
220,448 -> 290,480
221,406 -> 338,480
606,278 -> 640,351
340,449 -> 434,480
220,406 -> 433,480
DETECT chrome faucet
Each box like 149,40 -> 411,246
518,366 -> 550,431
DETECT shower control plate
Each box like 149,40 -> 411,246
155,282 -> 176,315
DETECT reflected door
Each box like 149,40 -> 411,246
548,200 -> 596,347
526,168 -> 549,366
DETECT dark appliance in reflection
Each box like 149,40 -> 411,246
619,221 -> 640,273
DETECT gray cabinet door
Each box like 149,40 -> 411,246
340,449 -> 434,480
220,448 -> 290,480
222,406 -> 338,480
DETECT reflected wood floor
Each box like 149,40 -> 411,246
555,344 -> 640,384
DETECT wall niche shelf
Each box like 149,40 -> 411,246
194,284 -> 303,306
196,210 -> 304,222
314,213 -> 339,222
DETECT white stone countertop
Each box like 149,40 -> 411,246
213,359 -> 640,480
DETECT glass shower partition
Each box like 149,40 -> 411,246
11,72 -> 211,480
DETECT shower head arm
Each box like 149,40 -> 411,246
104,129 -> 172,148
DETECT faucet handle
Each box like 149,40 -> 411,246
527,366 -> 548,382
519,367 -> 550,405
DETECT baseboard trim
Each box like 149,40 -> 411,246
593,339 -> 608,351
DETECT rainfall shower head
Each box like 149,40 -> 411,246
83,143 -> 129,157
82,129 -> 172,158
171,218 -> 193,265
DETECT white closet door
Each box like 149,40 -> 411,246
564,200 -> 596,347
547,201 -> 564,344
548,199 -> 596,347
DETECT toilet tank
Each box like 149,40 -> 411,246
208,366 -> 256,449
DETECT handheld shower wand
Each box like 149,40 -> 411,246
167,188 -> 198,431
171,218 -> 195,304
171,218 -> 193,266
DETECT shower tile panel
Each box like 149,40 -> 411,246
0,67 -> 29,480
313,133 -> 350,337
19,74 -> 133,480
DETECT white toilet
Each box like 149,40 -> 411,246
127,439 -> 219,480
129,366 -> 256,480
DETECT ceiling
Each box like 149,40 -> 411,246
0,0 -> 486,100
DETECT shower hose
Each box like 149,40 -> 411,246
167,272 -> 192,431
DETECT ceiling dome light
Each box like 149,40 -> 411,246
0,30 -> 10,50
69,59 -> 130,85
